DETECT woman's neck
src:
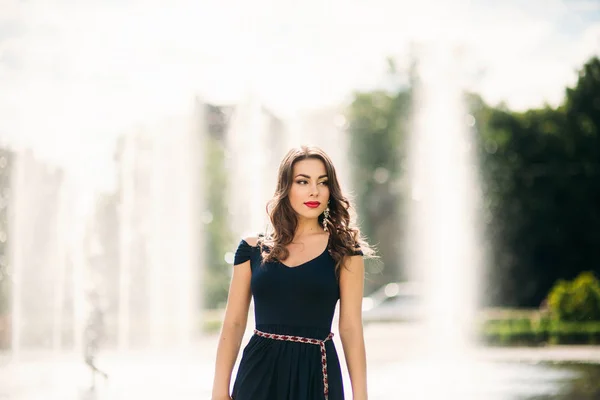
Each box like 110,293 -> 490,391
294,218 -> 325,240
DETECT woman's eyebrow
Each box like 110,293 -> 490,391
294,174 -> 328,179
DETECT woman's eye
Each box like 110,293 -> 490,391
295,180 -> 327,185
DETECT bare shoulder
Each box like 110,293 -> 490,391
243,236 -> 259,247
342,252 -> 365,273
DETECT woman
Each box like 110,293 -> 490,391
211,146 -> 373,400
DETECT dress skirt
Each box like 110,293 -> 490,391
231,324 -> 345,400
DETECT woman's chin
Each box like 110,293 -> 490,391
295,211 -> 322,221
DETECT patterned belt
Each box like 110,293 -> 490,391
254,329 -> 334,400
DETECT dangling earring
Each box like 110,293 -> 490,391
322,202 -> 330,232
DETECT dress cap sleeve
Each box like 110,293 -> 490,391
234,239 -> 253,265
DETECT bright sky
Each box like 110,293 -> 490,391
1,0 -> 599,189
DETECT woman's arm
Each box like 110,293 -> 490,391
338,255 -> 368,400
211,240 -> 254,400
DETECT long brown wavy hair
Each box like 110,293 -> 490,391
258,146 -> 374,275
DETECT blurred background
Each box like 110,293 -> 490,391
1,0 -> 600,399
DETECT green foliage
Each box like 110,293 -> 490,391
479,269 -> 600,346
479,311 -> 600,346
547,272 -> 600,322
202,309 -> 225,334
344,56 -> 600,304
346,88 -> 412,292
472,57 -> 600,307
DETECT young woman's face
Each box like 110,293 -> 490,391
288,158 -> 330,222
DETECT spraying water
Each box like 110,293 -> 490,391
225,94 -> 278,238
115,110 -> 205,349
6,103 -> 206,360
405,44 -> 484,360
8,150 -> 87,357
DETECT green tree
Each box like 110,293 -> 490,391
346,88 -> 412,293
472,57 -> 600,307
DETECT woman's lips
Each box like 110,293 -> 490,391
304,202 -> 320,208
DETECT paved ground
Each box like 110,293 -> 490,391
2,322 -> 600,400
363,322 -> 600,364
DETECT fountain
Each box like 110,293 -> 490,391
113,107 -> 206,349
287,107 -> 353,192
365,42 -> 600,400
2,100 -> 208,400
225,93 -> 288,239
2,45 -> 598,400
405,44 -> 483,358
8,149 -> 85,356
224,94 -> 353,241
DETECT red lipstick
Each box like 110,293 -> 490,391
304,201 -> 320,209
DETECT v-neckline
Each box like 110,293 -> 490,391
279,242 -> 329,269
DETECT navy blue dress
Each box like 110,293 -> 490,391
231,238 -> 362,400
